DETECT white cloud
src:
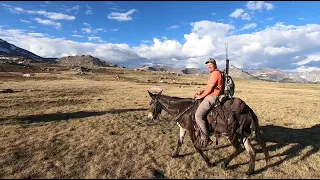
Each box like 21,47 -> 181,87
61,5 -> 81,14
190,20 -> 235,40
298,17 -> 306,20
85,4 -> 93,15
295,53 -> 320,66
141,40 -> 150,43
72,34 -> 85,38
135,38 -> 184,60
229,9 -> 251,21
2,3 -> 11,8
111,28 -> 119,32
107,9 -> 137,21
4,6 -> 75,21
212,12 -> 216,16
240,23 -> 257,31
167,25 -> 179,30
88,36 -> 103,43
81,28 -> 92,33
229,9 -> 244,18
182,33 -> 215,57
81,27 -> 105,34
264,46 -> 298,56
266,17 -> 274,20
1,20 -> 320,71
33,18 -> 61,29
19,19 -> 31,23
242,43 -> 262,54
27,32 -> 47,37
246,1 -> 274,11
83,22 -> 90,27
86,10 -> 92,15
241,13 -> 251,21
229,2 -> 274,22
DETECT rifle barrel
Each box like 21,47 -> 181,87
226,59 -> 229,75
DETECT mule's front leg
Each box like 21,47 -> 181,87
189,131 -> 213,167
172,126 -> 186,158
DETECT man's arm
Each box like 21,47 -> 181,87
196,72 -> 218,99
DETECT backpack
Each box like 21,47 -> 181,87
221,70 -> 235,98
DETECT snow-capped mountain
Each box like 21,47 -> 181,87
250,68 -> 314,83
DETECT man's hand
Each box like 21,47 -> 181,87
194,90 -> 204,98
195,95 -> 203,100
196,90 -> 204,95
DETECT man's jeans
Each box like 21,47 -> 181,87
195,95 -> 217,140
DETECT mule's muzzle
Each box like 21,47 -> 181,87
147,112 -> 154,121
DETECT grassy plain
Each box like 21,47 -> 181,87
0,67 -> 319,178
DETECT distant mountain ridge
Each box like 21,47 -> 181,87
136,64 -> 256,78
0,38 -> 120,67
0,38 -> 319,83
56,55 -> 119,67
250,68 -> 313,83
0,38 -> 49,62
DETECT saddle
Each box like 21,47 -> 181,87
192,95 -> 252,145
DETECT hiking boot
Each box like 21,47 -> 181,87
203,137 -> 213,148
195,137 -> 213,150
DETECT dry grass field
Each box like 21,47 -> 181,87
0,67 -> 319,179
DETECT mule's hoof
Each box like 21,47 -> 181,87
171,154 -> 180,158
207,162 -> 216,168
221,162 -> 228,170
246,170 -> 254,176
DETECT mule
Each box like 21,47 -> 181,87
147,90 -> 269,175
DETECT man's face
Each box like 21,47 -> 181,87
206,63 -> 216,73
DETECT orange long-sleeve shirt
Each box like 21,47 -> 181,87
207,69 -> 224,96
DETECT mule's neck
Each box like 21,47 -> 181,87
158,95 -> 193,117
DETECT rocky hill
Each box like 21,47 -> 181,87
137,64 -> 174,72
298,70 -> 320,83
55,55 -> 120,68
136,64 -> 255,77
225,65 -> 256,79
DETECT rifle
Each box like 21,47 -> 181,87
224,43 -> 229,94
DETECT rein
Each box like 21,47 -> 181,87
173,99 -> 197,121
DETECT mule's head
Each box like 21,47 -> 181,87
147,90 -> 163,121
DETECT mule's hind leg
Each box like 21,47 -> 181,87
255,128 -> 269,167
172,125 -> 186,158
243,137 -> 256,175
221,135 -> 244,170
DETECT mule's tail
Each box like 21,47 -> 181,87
249,107 -> 269,167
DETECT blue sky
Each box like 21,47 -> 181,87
1,1 -> 320,72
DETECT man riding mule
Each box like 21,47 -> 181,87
147,90 -> 269,175
194,58 -> 224,149
147,52 -> 269,174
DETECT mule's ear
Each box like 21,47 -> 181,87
158,90 -> 163,95
147,90 -> 155,99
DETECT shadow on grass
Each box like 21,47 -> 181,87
0,108 -> 148,125
158,123 -> 319,175
223,124 -> 320,174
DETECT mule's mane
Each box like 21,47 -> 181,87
159,94 -> 193,102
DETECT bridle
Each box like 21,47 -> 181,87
149,97 -> 163,121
